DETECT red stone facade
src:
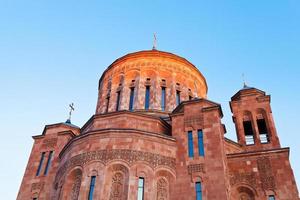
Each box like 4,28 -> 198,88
17,50 -> 299,200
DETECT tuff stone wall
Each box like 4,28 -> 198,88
17,49 -> 299,200
170,99 -> 230,200
53,118 -> 177,200
96,50 -> 207,114
17,123 -> 80,200
227,149 -> 299,200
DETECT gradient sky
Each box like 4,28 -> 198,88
0,1 -> 299,199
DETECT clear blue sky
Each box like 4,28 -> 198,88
0,1 -> 299,199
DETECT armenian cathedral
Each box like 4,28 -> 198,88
17,49 -> 299,200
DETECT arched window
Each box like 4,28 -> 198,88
195,182 -> 202,200
161,87 -> 166,111
129,87 -> 135,111
137,177 -> 145,200
243,111 -> 255,145
116,91 -> 121,111
256,109 -> 270,144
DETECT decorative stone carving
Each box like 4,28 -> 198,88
31,182 -> 45,191
229,172 -> 256,186
257,157 -> 276,190
55,149 -> 175,185
112,164 -> 128,174
157,178 -> 168,200
187,164 -> 205,174
70,174 -> 82,200
239,193 -> 252,200
109,172 -> 124,200
184,116 -> 204,127
42,138 -> 57,148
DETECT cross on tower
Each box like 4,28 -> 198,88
66,103 -> 75,124
242,73 -> 248,88
152,33 -> 157,50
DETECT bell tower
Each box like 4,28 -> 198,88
230,86 -> 280,150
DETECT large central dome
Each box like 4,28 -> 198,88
96,50 -> 208,114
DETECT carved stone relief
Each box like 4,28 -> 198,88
257,157 -> 276,190
109,172 -> 125,200
229,172 -> 256,187
31,181 -> 45,192
184,116 -> 204,127
55,149 -> 175,185
187,164 -> 205,174
70,174 -> 82,200
42,138 -> 57,148
157,178 -> 168,200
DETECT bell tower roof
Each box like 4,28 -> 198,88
231,86 -> 266,101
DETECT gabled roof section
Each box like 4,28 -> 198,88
231,86 -> 266,101
32,122 -> 80,138
171,98 -> 223,118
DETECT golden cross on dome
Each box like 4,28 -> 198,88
67,103 -> 75,123
152,33 -> 157,50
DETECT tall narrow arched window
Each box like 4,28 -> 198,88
129,87 -> 135,111
243,112 -> 255,145
106,96 -> 110,113
44,151 -> 53,175
188,131 -> 194,158
198,130 -> 204,156
176,90 -> 181,106
36,152 -> 45,176
243,120 -> 254,145
145,86 -> 150,110
257,118 -> 269,143
116,91 -> 121,111
161,87 -> 166,111
256,109 -> 270,144
195,182 -> 202,200
88,176 -> 96,200
137,177 -> 145,200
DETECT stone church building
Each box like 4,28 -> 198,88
18,50 -> 299,200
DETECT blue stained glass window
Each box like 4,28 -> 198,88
36,152 -> 45,176
88,176 -> 96,200
196,182 -> 202,200
198,130 -> 205,156
116,91 -> 121,111
188,131 -> 194,158
161,87 -> 166,111
145,86 -> 150,110
44,151 -> 53,175
129,87 -> 135,111
137,177 -> 144,200
176,90 -> 180,106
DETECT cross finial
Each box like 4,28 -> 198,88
66,103 -> 75,124
152,33 -> 157,50
242,73 -> 248,88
